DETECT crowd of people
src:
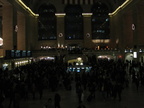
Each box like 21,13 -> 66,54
0,60 -> 66,108
0,58 -> 144,108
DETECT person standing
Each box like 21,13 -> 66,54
0,90 -> 5,108
54,93 -> 61,108
77,103 -> 86,108
43,98 -> 54,108
77,86 -> 83,103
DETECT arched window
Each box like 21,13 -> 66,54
64,5 -> 83,40
91,2 -> 110,39
38,4 -> 57,40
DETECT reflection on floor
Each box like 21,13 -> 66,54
2,79 -> 144,108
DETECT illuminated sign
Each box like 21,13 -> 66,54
5,50 -> 32,59
22,50 -> 26,57
11,50 -> 15,58
15,50 -> 21,58
27,51 -> 32,57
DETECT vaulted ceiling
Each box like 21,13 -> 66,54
21,0 -> 127,14
1,0 -> 142,17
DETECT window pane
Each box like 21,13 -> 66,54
91,2 -> 110,39
65,5 -> 83,40
38,4 -> 57,40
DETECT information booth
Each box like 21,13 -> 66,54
67,65 -> 92,73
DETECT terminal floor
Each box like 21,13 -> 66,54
2,80 -> 144,108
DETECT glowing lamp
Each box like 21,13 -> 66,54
77,57 -> 82,61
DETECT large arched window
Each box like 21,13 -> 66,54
91,2 -> 110,39
38,4 -> 57,40
64,5 -> 83,40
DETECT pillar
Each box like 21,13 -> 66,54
57,16 -> 65,47
13,8 -> 17,50
83,15 -> 92,48
17,12 -> 26,50
25,15 -> 38,50
122,11 -> 133,48
109,16 -> 117,49
2,3 -> 18,58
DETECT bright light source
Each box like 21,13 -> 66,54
139,49 -> 142,52
77,57 -> 82,61
80,63 -> 83,65
133,52 -> 137,58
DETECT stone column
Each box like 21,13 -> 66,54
2,4 -> 16,50
116,13 -> 124,51
132,7 -> 138,49
13,8 -> 17,50
83,15 -> 92,48
17,12 -> 26,50
136,5 -> 144,45
122,11 -> 133,48
110,12 -> 125,60
25,15 -> 38,50
110,12 -> 126,49
57,16 -> 65,47
132,6 -> 139,62
3,4 -> 14,50
109,16 -> 117,49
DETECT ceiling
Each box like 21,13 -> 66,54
1,0 -> 141,17
20,0 -> 127,14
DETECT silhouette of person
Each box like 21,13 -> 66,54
54,93 -> 61,108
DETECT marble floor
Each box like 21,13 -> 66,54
2,79 -> 144,108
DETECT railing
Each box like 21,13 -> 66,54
32,48 -> 121,57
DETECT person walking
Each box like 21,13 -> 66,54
0,90 -> 5,108
54,93 -> 61,108
77,103 -> 86,108
43,98 -> 54,108
77,86 -> 83,103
